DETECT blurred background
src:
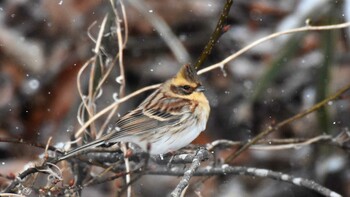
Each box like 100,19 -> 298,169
0,0 -> 349,196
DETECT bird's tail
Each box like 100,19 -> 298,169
57,139 -> 105,161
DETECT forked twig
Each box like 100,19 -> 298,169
170,148 -> 207,197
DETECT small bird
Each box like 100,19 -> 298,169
59,64 -> 210,160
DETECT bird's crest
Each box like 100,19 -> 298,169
175,64 -> 200,83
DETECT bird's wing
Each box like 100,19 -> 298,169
104,92 -> 193,142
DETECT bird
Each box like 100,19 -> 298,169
58,64 -> 210,161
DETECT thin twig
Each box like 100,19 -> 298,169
93,14 -> 109,54
0,194 -> 25,197
88,14 -> 110,138
112,0 -> 127,98
76,58 -> 94,131
95,57 -> 119,138
44,137 -> 53,159
118,0 -> 129,47
83,171 -> 129,187
74,84 -> 160,138
119,146 -> 151,194
250,135 -> 332,150
0,137 -> 62,153
198,22 -> 350,75
194,0 -> 233,69
207,135 -> 336,151
121,143 -> 131,197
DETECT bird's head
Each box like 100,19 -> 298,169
163,64 -> 207,101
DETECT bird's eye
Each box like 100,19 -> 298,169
182,85 -> 191,90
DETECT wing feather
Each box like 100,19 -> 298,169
105,93 -> 193,143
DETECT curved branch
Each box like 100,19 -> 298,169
198,22 -> 350,75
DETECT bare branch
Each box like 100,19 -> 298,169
195,0 -> 233,69
170,148 -> 207,197
149,165 -> 342,197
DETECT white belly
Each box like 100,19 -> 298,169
119,107 -> 209,154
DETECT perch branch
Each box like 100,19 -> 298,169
149,165 -> 342,197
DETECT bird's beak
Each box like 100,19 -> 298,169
195,85 -> 206,92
